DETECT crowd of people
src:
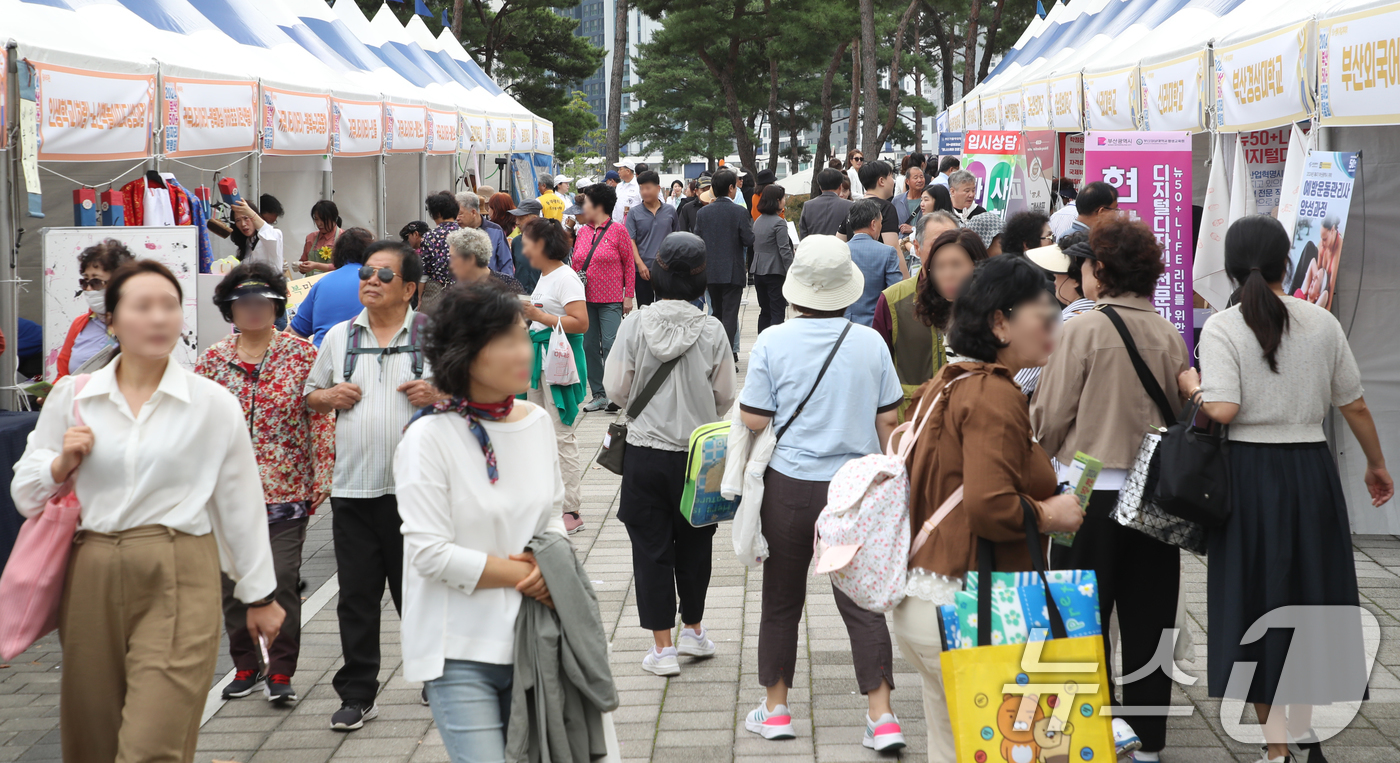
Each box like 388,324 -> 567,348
7,150 -> 1393,763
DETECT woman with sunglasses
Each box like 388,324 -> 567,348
56,239 -> 134,379
1029,218 -> 1191,762
844,149 -> 866,198
196,262 -> 332,705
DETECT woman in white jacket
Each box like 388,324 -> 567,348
395,282 -> 564,763
604,232 -> 736,677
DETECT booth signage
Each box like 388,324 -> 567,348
262,87 -> 330,156
1083,66 -> 1138,132
963,131 -> 1030,217
1050,72 -> 1084,132
1241,126 -> 1291,215
462,112 -> 488,151
162,77 -> 256,158
426,108 -> 458,154
1022,80 -> 1052,130
385,103 -> 427,153
332,98 -> 382,157
1140,51 -> 1207,132
1000,89 -> 1023,132
1286,150 -> 1358,314
1214,21 -> 1311,132
34,62 -> 154,161
1318,5 -> 1400,126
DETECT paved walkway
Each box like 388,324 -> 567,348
4,291 -> 1400,763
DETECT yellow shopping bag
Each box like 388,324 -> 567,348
939,498 -> 1116,763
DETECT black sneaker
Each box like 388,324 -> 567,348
222,669 -> 262,699
421,687 -> 430,706
605,401 -> 621,412
264,674 -> 298,704
330,701 -> 379,731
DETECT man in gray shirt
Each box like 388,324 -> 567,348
798,167 -> 853,240
625,170 -> 678,307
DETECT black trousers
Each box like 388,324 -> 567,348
1052,490 -> 1180,753
753,274 -> 787,333
635,267 -> 656,307
331,495 -> 404,704
708,283 -> 744,354
222,516 -> 307,676
619,445 -> 717,631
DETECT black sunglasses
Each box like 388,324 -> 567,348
358,266 -> 400,283
78,277 -> 108,290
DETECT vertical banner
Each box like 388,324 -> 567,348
1022,80 -> 1051,131
426,107 -> 458,154
1023,130 -> 1057,214
162,77 -> 257,158
948,102 -> 964,133
512,116 -> 535,152
262,87 -> 330,156
536,120 -> 553,155
34,62 -> 154,161
1000,89 -> 1023,132
980,97 -> 1000,131
462,112 -> 487,151
1050,73 -> 1083,132
963,131 -> 1029,217
332,97 -> 382,157
1063,133 -> 1086,182
1286,150 -> 1358,314
1,50 -> 9,149
1240,126 -> 1291,215
485,115 -> 508,152
1084,131 -> 1194,351
385,102 -> 427,153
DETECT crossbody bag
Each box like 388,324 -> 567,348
574,221 -> 612,294
596,348 -> 686,475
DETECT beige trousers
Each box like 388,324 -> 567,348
891,596 -> 958,763
527,380 -> 583,514
59,525 -> 223,763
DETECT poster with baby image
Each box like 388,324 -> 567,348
1287,151 -> 1357,314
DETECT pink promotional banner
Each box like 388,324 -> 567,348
1084,131 -> 1194,351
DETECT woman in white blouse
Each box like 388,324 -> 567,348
396,281 -> 564,762
11,260 -> 282,763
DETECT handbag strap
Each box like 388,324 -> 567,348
1099,305 -> 1176,425
579,220 -> 612,274
898,372 -> 977,560
626,353 -> 684,420
776,322 -> 852,442
974,497 -> 1068,646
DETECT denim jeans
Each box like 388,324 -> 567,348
426,660 -> 514,763
583,301 -> 623,398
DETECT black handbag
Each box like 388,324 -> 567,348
595,353 -> 682,475
1101,306 -> 1231,528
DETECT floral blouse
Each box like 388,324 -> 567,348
420,221 -> 460,286
195,332 -> 333,513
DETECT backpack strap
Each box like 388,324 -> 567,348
343,314 -> 427,381
342,319 -> 362,381
898,371 -> 976,561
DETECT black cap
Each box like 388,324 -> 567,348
655,232 -> 707,275
400,221 -> 430,239
756,169 -> 777,186
1064,240 -> 1096,261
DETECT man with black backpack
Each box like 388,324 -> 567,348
304,240 -> 444,733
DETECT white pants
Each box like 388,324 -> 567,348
891,596 -> 957,763
526,381 -> 582,514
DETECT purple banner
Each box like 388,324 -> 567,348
1084,131 -> 1194,353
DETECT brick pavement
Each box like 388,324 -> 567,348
4,290 -> 1400,763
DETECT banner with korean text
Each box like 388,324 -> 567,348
963,131 -> 1030,218
462,112 -> 488,151
34,62 -> 154,161
948,102 -> 965,133
1049,73 -> 1083,132
486,115 -> 508,152
1000,89 -> 1023,131
385,103 -> 427,153
162,77 -> 256,158
426,107 -> 458,154
1084,131 -> 1194,351
1083,66 -> 1138,132
1240,127 -> 1291,215
1286,151 -> 1357,314
1214,20 -> 1312,132
332,97 -> 382,157
965,97 -> 982,131
979,97 -> 1000,131
1022,80 -> 1052,130
513,117 -> 535,152
261,87 -> 329,156
1140,51 -> 1207,132
536,120 -> 553,155
1023,131 -> 1057,215
1318,4 -> 1400,126
1064,133 -> 1086,181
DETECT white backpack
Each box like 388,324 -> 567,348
813,373 -> 973,613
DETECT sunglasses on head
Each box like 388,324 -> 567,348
358,266 -> 400,283
78,277 -> 108,290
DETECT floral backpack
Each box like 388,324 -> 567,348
814,372 -> 973,613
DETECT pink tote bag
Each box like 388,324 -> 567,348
0,375 -> 89,660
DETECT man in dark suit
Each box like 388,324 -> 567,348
694,168 -> 753,360
798,168 -> 853,240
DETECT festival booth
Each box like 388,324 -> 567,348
940,0 -> 1400,531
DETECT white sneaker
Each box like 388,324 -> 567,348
641,646 -> 680,676
1113,718 -> 1143,756
677,627 -> 716,658
863,712 -> 906,752
744,698 -> 796,740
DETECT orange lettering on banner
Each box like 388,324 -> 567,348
435,122 -> 456,141
1003,101 -> 1021,123
181,106 -> 255,129
398,119 -> 425,139
1095,89 -> 1118,117
1158,80 -> 1185,114
276,108 -> 329,136
1054,90 -> 1074,117
45,98 -> 147,130
1341,37 -> 1400,91
1230,54 -> 1285,105
1025,93 -> 1045,117
469,125 -> 484,142
346,117 -> 378,140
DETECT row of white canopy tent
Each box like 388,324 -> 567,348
944,0 -> 1400,534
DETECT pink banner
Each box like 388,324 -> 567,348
1084,131 -> 1194,352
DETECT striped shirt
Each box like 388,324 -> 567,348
305,307 -> 431,498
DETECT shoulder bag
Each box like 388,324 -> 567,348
574,221 -> 612,294
596,350 -> 684,475
1100,306 -> 1227,555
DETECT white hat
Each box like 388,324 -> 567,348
554,175 -> 572,185
614,159 -> 636,170
1026,244 -> 1071,274
782,235 -> 865,311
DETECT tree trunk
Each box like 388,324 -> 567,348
847,38 -> 860,158
859,0 -> 881,159
924,4 -> 956,109
976,0 -> 1006,84
767,52 -> 781,170
913,8 -> 923,154
812,39 -> 851,196
962,0 -> 982,95
696,46 -> 759,174
451,0 -> 465,40
605,0 -> 629,165
788,104 -> 802,176
874,0 -> 921,151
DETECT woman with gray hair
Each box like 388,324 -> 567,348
447,227 -> 524,295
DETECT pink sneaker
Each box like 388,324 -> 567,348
863,712 -> 906,751
563,512 -> 584,534
745,699 -> 796,740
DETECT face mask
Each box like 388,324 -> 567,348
84,289 -> 108,315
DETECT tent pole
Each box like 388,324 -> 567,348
376,154 -> 387,239
249,152 -> 261,208
323,163 -> 333,202
418,152 -> 427,221
0,46 -> 17,409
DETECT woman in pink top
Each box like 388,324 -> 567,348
572,183 -> 636,411
298,200 -> 340,274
